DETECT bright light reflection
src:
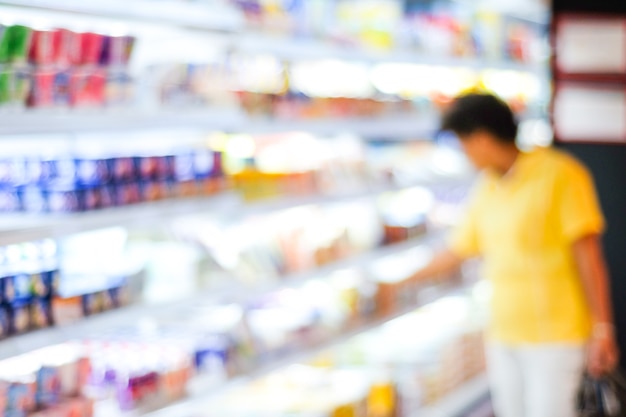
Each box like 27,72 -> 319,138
291,60 -> 374,98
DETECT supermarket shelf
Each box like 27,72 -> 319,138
0,110 -> 437,138
418,374 -> 490,417
0,174 -> 468,246
243,114 -> 439,138
0,0 -> 245,32
234,32 -> 547,75
0,192 -> 241,246
226,232 -> 444,304
143,283 -> 464,417
0,232 -> 444,361
0,109 -> 246,136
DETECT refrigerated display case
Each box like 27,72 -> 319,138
0,1 -> 550,416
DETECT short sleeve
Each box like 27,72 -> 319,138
555,159 -> 605,242
447,181 -> 484,259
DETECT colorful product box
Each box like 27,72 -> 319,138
77,32 -> 104,66
0,25 -> 32,64
3,274 -> 32,303
100,35 -> 135,67
18,186 -> 47,213
69,69 -> 106,108
105,71 -> 133,107
29,298 -> 52,331
27,69 -> 71,108
5,378 -> 37,416
54,29 -> 82,67
0,188 -> 21,212
35,366 -> 61,408
75,158 -> 112,187
114,182 -> 141,206
29,29 -> 57,66
0,159 -> 26,186
51,296 -> 83,326
0,66 -> 30,108
0,306 -> 10,340
46,185 -> 82,213
9,300 -> 30,335
25,158 -> 60,186
108,157 -> 136,184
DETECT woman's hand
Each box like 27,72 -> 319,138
587,325 -> 620,378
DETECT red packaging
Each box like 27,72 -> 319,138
29,29 -> 57,66
69,68 -> 105,107
27,69 -> 71,108
0,381 -> 7,414
78,32 -> 104,66
54,29 -> 81,66
27,70 -> 55,107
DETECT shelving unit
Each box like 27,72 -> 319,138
231,32 -> 546,75
137,283 -> 467,417
0,1 -> 552,415
0,231 -> 445,361
0,174 -> 469,246
419,374 -> 490,417
0,111 -> 439,137
0,0 -> 244,31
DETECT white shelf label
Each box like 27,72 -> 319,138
557,18 -> 626,74
554,85 -> 626,143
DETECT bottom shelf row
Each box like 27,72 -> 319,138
0,280 -> 490,417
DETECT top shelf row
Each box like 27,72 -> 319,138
0,0 -> 548,33
0,0 -> 548,72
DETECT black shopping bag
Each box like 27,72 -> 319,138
577,370 -> 626,417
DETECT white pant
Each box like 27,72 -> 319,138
486,343 -> 586,417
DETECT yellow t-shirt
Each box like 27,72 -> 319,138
449,147 -> 605,344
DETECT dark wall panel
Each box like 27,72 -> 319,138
553,0 -> 626,14
560,144 -> 626,366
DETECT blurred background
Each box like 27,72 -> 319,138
0,0 -> 623,416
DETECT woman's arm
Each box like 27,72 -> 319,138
573,234 -> 620,377
408,248 -> 465,283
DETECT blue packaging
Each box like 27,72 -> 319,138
0,187 -> 21,212
4,274 -> 32,303
194,334 -> 229,373
35,366 -> 61,408
6,380 -> 36,416
46,183 -> 82,213
18,185 -> 47,213
29,271 -> 52,298
192,149 -> 214,180
75,157 -> 111,186
30,298 -> 51,330
107,287 -> 122,309
9,299 -> 31,334
156,155 -> 175,181
48,269 -> 60,297
173,151 -> 195,182
0,305 -> 9,339
52,158 -> 78,184
81,292 -> 103,316
24,157 -> 58,185
52,70 -> 71,107
0,158 -> 26,186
